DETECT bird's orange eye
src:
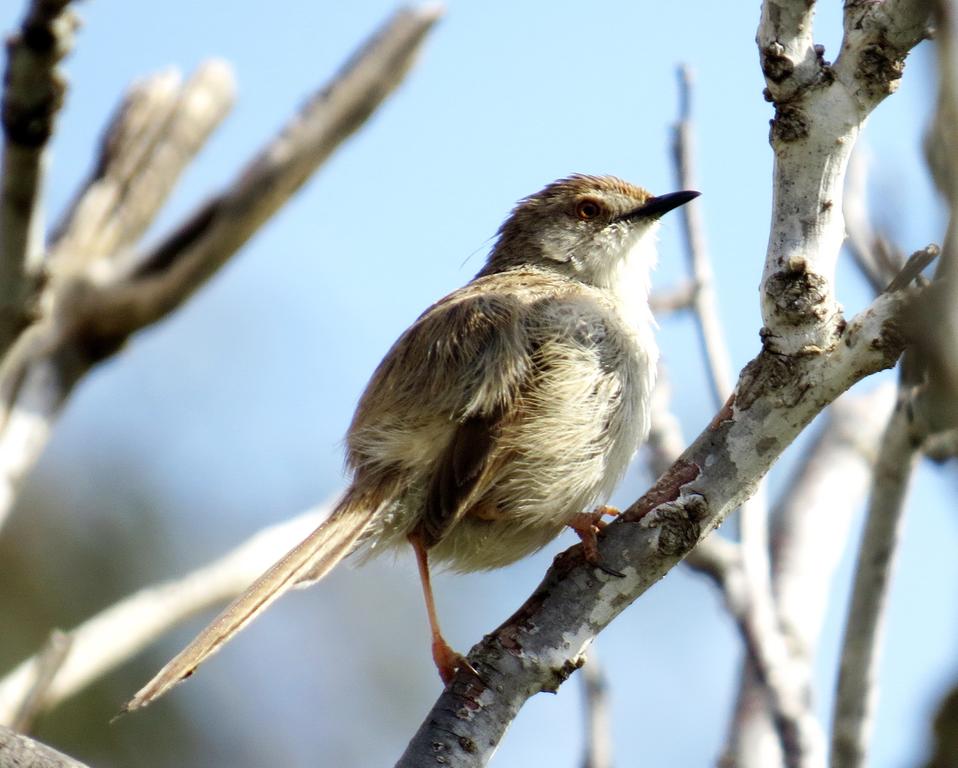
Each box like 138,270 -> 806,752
575,199 -> 602,220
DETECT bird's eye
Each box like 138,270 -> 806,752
575,199 -> 603,220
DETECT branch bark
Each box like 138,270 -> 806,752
830,393 -> 920,768
0,3 -> 443,533
759,0 -> 930,355
0,505 -> 330,724
47,60 -> 236,275
0,725 -> 90,768
725,385 -> 896,768
0,0 -> 78,353
671,64 -> 733,406
395,286 -> 917,768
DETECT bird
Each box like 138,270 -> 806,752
124,174 -> 699,711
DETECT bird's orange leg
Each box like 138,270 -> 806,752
568,505 -> 624,577
408,533 -> 477,685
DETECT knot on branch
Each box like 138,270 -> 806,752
761,41 -> 794,83
737,352 -> 807,410
1,68 -> 66,148
765,266 -> 829,324
2,1 -> 76,148
856,39 -> 907,99
640,492 -> 707,556
543,656 -> 586,694
770,103 -> 810,142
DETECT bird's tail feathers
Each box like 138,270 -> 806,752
122,492 -> 377,713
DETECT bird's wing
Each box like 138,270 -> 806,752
347,272 -> 560,545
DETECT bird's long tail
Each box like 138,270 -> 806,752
123,492 -> 377,713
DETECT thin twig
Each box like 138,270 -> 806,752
9,630 -> 71,733
726,384 -> 896,768
579,649 -> 613,768
0,504 -> 330,724
671,64 -> 733,407
649,280 -> 696,316
0,0 -> 79,353
830,393 -> 921,768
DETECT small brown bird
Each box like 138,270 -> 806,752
125,174 -> 698,710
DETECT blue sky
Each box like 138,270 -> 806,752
1,1 -> 954,766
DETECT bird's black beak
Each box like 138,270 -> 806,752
622,190 -> 700,221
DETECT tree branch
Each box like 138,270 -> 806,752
47,60 -> 236,276
0,505 -> 329,724
671,64 -> 733,406
0,0 -> 78,353
760,0 -> 930,355
0,725 -> 91,768
395,285 -> 918,767
0,3 -> 443,533
579,651 -> 612,768
913,0 -> 958,431
8,630 -> 71,733
830,392 -> 921,768
83,3 -> 443,336
725,385 -> 896,768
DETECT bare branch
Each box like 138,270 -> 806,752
0,0 -> 79,352
756,0 -> 819,103
83,4 -> 444,338
396,286 -> 917,767
9,630 -> 71,733
669,65 -> 821,765
0,725 -> 91,768
772,387 -> 896,656
0,505 -> 329,725
0,4 -> 443,533
923,682 -> 958,768
579,651 -> 612,768
649,281 -> 696,316
913,0 -> 958,431
645,370 -> 741,585
48,60 -> 236,275
671,64 -> 733,406
760,0 -> 930,356
831,394 -> 921,768
726,385 -> 896,768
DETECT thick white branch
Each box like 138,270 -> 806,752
0,505 -> 329,724
396,286 -> 915,767
760,0 -> 930,355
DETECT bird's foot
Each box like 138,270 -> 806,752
568,507 -> 625,578
432,637 -> 480,686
